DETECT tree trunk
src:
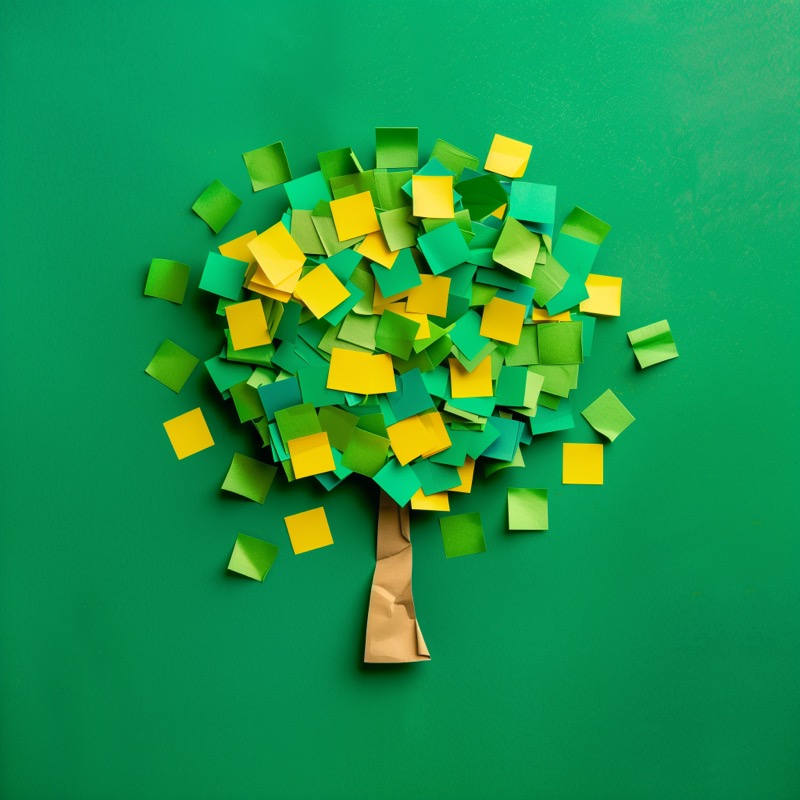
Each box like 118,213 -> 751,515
363,491 -> 430,663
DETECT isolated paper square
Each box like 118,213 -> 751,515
562,443 -> 603,485
163,408 -> 214,460
242,142 -> 291,191
484,134 -> 532,178
581,389 -> 635,442
376,127 -> 419,169
284,507 -> 334,554
191,179 -> 242,233
227,533 -> 278,581
440,512 -> 486,558
221,453 -> 277,504
144,259 -> 190,304
145,339 -> 198,393
507,488 -> 548,531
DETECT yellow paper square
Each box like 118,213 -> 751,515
579,274 -> 622,316
326,348 -> 397,395
562,443 -> 604,485
225,298 -> 271,350
412,175 -> 454,219
163,408 -> 214,460
219,230 -> 257,265
484,133 -> 532,179
479,296 -> 526,345
419,411 -> 452,457
410,489 -> 450,511
406,275 -> 451,317
329,191 -> 380,241
356,231 -> 398,268
284,506 -> 333,555
287,432 -> 336,479
293,264 -> 350,318
532,307 -> 572,323
247,222 -> 306,286
450,458 -> 476,493
386,415 -> 430,466
449,356 -> 493,398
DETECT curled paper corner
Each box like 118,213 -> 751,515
364,491 -> 430,663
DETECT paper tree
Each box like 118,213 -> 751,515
147,129 -> 642,663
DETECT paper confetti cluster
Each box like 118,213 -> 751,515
144,128 -> 678,581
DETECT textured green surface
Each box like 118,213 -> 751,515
1,2 -> 798,799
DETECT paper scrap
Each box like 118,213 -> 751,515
287,431 -> 336,479
364,491 -> 430,662
227,533 -> 279,581
439,512 -> 486,558
375,127 -> 419,169
581,389 -> 635,442
627,319 -> 678,368
284,506 -> 334,554
293,264 -> 350,318
327,348 -> 397,395
144,259 -> 190,304
479,296 -> 526,345
191,179 -> 242,234
145,339 -> 198,393
412,175 -> 455,219
242,142 -> 291,191
330,191 -> 380,241
507,488 -> 548,531
221,452 -> 277,503
562,443 -> 603,485
580,274 -> 622,316
163,408 -> 214,460
225,299 -> 271,350
484,134 -> 532,178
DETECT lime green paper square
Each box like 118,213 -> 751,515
144,339 -> 198,393
507,488 -> 548,531
227,533 -> 278,581
375,127 -> 418,169
538,321 -> 584,365
221,453 -> 277,504
379,207 -> 417,251
440,512 -> 486,558
493,218 -> 540,279
191,179 -> 242,234
627,319 -> 679,368
242,142 -> 291,191
581,389 -> 635,442
144,259 -> 190,304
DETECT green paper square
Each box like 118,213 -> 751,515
379,207 -> 417,251
291,209 -> 326,255
242,142 -> 291,191
376,309 -> 419,360
341,427 -> 389,477
527,364 -> 579,399
144,258 -> 190,304
531,255 -> 569,306
318,147 -> 358,182
507,488 -> 548,531
430,139 -> 479,180
191,179 -> 242,234
339,313 -> 379,351
222,454 -> 277,504
493,218 -> 540,279
227,533 -> 278,581
274,403 -> 321,444
628,319 -> 679,368
538,321 -> 584,365
284,170 -> 331,211
229,380 -> 265,423
374,459 -> 422,507
199,252 -> 247,300
376,127 -> 419,169
503,325 -> 539,366
440,512 -> 486,558
418,221 -> 471,275
582,389 -> 635,442
319,407 -> 359,452
494,365 -> 528,407
144,339 -> 198,393
371,247 -> 422,298
375,170 -> 413,210
224,330 -> 275,368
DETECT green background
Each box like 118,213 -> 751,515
1,2 -> 798,798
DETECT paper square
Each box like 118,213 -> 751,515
375,127 -> 419,169
412,175 -> 455,219
440,512 -> 486,558
227,533 -> 278,581
242,142 -> 291,191
627,319 -> 679,368
480,296 -> 526,344
330,191 -> 380,241
225,299 -> 271,350
410,488 -> 450,511
417,221 -> 470,275
293,264 -> 350,318
581,389 -> 635,442
356,230 -> 398,268
199,252 -> 248,300
144,259 -> 190,304
562,443 -> 603,485
163,408 -> 214,460
288,432 -> 336,479
145,339 -> 198,393
247,222 -> 306,287
221,453 -> 277,504
507,488 -> 548,531
484,134 -> 532,179
448,356 -> 493,398
284,507 -> 334,555
191,179 -> 242,234
580,274 -> 623,316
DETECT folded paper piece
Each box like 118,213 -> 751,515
242,142 -> 291,191
144,259 -> 190,304
440,512 -> 486,558
364,491 -> 430,663
581,389 -> 635,442
221,452 -> 277,503
562,443 -> 603,485
145,339 -> 198,393
227,533 -> 278,581
628,319 -> 678,368
284,506 -> 334,554
580,274 -> 622,316
163,408 -> 214,460
191,179 -> 242,234
507,488 -> 548,531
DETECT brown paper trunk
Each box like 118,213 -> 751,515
363,491 -> 430,663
